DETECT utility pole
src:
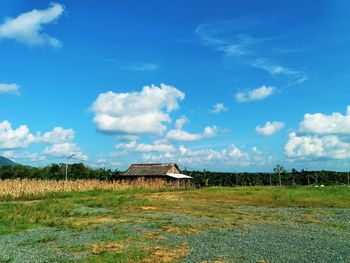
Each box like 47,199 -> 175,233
65,154 -> 75,181
348,172 -> 349,186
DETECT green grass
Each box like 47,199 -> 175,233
0,186 -> 349,262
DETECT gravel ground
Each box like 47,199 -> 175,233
0,223 -> 140,263
0,206 -> 349,262
167,222 -> 350,263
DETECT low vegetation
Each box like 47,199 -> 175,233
0,162 -> 349,186
0,186 -> 349,262
0,178 -> 172,198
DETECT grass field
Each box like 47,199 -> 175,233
0,185 -> 349,262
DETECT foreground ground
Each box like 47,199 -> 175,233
0,186 -> 349,262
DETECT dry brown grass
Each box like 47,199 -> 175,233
91,242 -> 124,254
0,178 -> 182,198
143,244 -> 191,263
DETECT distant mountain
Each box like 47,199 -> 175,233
0,156 -> 17,167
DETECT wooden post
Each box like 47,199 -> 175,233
235,173 -> 238,186
347,172 -> 349,186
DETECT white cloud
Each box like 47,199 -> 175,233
174,115 -> 188,130
166,129 -> 203,142
300,106 -> 350,135
0,3 -> 64,47
256,121 -> 285,136
40,127 -> 74,144
166,125 -> 218,142
143,152 -> 175,163
3,150 -> 46,162
251,59 -> 307,84
166,116 -> 218,142
40,126 -> 87,160
195,19 -> 259,56
91,84 -> 185,135
136,143 -> 175,153
116,140 -> 175,153
252,59 -> 294,76
235,85 -> 275,102
0,83 -> 20,94
43,142 -> 87,160
212,103 -> 227,113
285,132 -> 350,160
195,20 -> 307,85
93,159 -> 120,168
142,144 -> 273,168
0,121 -> 87,161
285,106 -> 350,161
0,120 -> 35,149
203,126 -> 218,137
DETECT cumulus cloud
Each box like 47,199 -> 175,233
174,115 -> 188,130
235,85 -> 274,102
43,142 -> 87,160
143,144 -> 273,168
0,120 -> 87,160
3,150 -> 46,162
40,126 -> 87,160
0,120 -> 36,149
166,129 -> 203,142
0,83 -> 20,95
116,140 -> 175,153
40,127 -> 74,144
256,121 -> 285,136
92,159 -> 120,168
166,124 -> 218,142
285,106 -> 350,161
300,106 -> 350,135
0,3 -> 64,47
91,84 -> 185,135
285,133 -> 350,160
165,116 -> 218,142
212,103 -> 227,113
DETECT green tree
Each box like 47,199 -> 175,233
273,164 -> 287,186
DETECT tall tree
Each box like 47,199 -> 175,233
274,164 -> 287,186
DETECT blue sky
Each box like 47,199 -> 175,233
0,0 -> 350,171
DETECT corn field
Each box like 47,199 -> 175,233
0,178 -> 174,198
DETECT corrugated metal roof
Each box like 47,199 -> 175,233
123,163 -> 180,176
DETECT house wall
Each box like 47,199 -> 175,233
116,175 -> 191,188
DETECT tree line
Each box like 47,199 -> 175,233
0,163 -> 349,187
0,163 -> 120,181
184,166 -> 350,187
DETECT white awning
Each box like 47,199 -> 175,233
166,173 -> 193,179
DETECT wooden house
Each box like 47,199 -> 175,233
120,163 -> 192,187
